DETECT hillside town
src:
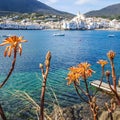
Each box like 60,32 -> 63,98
62,12 -> 120,30
0,12 -> 120,30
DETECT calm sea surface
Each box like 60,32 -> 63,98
0,30 -> 120,117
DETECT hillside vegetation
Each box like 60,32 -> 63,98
85,3 -> 120,19
0,0 -> 74,18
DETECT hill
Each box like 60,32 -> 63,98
0,0 -> 74,17
85,3 -> 120,18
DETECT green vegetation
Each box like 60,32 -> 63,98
0,0 -> 74,18
85,3 -> 120,20
0,12 -> 71,23
100,15 -> 120,20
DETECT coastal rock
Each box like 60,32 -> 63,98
50,92 -> 120,120
99,110 -> 120,120
51,104 -> 91,120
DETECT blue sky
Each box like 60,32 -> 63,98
38,0 -> 120,14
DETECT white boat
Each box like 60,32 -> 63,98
53,33 -> 65,36
2,34 -> 11,37
108,34 -> 115,37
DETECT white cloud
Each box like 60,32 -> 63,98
45,0 -> 58,4
75,0 -> 97,5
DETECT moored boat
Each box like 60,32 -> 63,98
53,33 -> 65,36
108,34 -> 115,37
2,34 -> 11,37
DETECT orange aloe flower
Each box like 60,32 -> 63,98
97,59 -> 108,67
66,67 -> 80,85
77,62 -> 94,79
107,50 -> 116,60
66,62 -> 94,85
0,36 -> 27,57
66,71 -> 79,85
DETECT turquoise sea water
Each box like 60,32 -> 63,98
0,30 -> 120,118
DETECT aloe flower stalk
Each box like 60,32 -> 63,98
0,36 -> 27,88
106,71 -> 120,105
39,51 -> 51,120
107,50 -> 117,92
105,98 -> 116,120
66,62 -> 98,120
0,36 -> 27,120
0,104 -> 6,120
97,59 -> 108,87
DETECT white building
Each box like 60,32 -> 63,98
62,12 -> 120,30
62,12 -> 86,30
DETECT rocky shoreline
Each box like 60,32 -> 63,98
50,91 -> 120,120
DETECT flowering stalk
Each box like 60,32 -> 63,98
97,60 -> 108,88
105,98 -> 116,120
89,97 -> 99,120
0,36 -> 27,88
111,60 -> 116,91
107,51 -> 117,92
83,70 -> 98,120
74,82 -> 88,103
66,62 -> 98,120
0,104 -> 6,120
39,51 -> 51,120
0,47 -> 17,88
106,71 -> 120,105
99,66 -> 104,86
0,36 -> 27,120
84,74 -> 91,101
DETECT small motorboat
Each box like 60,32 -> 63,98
2,34 -> 11,37
53,33 -> 65,36
108,34 -> 115,37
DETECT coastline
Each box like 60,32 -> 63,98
0,27 -> 120,31
95,28 -> 120,31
